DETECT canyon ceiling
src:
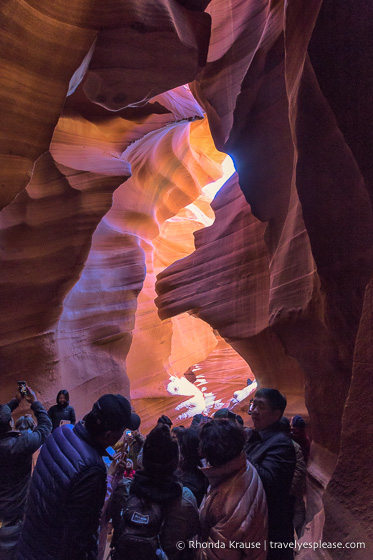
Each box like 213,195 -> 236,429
0,0 -> 372,557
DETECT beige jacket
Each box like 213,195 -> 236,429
197,453 -> 268,560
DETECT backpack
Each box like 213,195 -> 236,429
111,494 -> 165,560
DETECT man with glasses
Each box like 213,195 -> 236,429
245,388 -> 296,559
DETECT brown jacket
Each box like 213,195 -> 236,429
197,453 -> 268,560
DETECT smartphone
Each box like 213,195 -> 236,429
17,381 -> 27,397
125,430 -> 132,436
106,447 -> 115,461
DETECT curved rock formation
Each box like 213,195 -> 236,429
0,0 -> 211,208
158,0 -> 373,555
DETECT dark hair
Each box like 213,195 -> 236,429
213,408 -> 237,422
199,419 -> 246,467
255,388 -> 287,414
279,416 -> 291,434
179,428 -> 202,471
157,415 -> 173,428
235,414 -> 244,426
171,426 -> 186,444
56,390 -> 69,405
15,414 -> 36,432
0,404 -> 12,434
190,414 -> 210,429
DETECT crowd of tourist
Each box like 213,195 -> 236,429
0,384 -> 310,560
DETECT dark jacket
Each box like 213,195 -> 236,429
0,400 -> 51,526
17,421 -> 107,560
245,423 -> 296,559
111,471 -> 200,560
47,403 -> 76,431
290,427 -> 310,462
179,467 -> 208,507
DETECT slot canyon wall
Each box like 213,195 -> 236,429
0,0 -> 372,557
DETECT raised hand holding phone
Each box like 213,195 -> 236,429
23,386 -> 36,404
107,452 -> 126,477
123,429 -> 133,452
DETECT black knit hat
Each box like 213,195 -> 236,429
292,415 -> 306,429
143,424 -> 179,477
92,394 -> 140,431
157,414 -> 173,428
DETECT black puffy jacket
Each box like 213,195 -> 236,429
17,421 -> 107,560
47,403 -> 76,431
